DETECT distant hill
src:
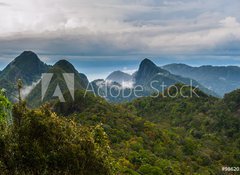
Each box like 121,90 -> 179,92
163,63 -> 240,96
106,70 -> 133,84
0,51 -> 49,100
26,59 -> 89,107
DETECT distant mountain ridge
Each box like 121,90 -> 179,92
134,59 -> 217,96
2,51 -> 239,105
92,58 -> 218,102
163,63 -> 240,96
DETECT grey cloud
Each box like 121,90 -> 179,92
0,0 -> 240,59
0,33 -> 148,56
0,2 -> 9,6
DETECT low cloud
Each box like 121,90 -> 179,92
121,80 -> 134,89
21,80 -> 40,99
122,67 -> 137,75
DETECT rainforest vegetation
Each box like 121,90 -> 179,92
0,86 -> 240,175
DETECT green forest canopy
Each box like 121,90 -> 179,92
0,86 -> 240,174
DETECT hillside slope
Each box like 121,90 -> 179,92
52,86 -> 240,174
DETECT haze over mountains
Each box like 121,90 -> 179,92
0,51 -> 240,105
94,58 -> 218,101
163,64 -> 240,96
106,71 -> 133,84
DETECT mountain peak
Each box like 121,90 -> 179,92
112,70 -> 124,74
54,59 -> 76,73
139,58 -> 157,70
106,70 -> 132,83
135,58 -> 169,85
55,59 -> 72,66
14,51 -> 40,64
8,51 -> 48,74
20,51 -> 37,56
107,70 -> 130,77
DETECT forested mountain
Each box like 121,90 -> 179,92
1,66 -> 240,174
163,63 -> 240,96
26,59 -> 89,107
0,51 -> 49,100
51,85 -> 240,174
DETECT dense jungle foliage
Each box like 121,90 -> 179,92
0,86 -> 240,174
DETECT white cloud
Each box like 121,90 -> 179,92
122,67 -> 137,75
21,79 -> 40,99
220,16 -> 240,27
121,80 -> 134,89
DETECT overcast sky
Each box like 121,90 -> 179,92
1,0 -> 240,80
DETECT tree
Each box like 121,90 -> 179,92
0,89 -> 12,124
0,104 -> 115,175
